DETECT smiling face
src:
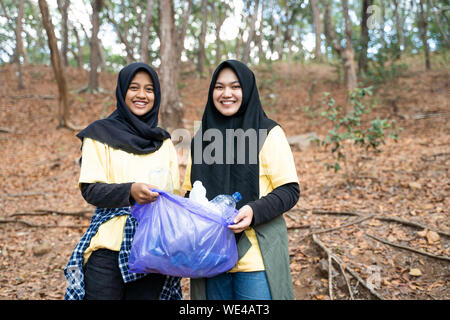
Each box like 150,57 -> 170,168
125,70 -> 155,116
212,67 -> 243,117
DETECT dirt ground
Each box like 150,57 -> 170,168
0,57 -> 448,300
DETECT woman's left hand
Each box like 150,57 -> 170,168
228,205 -> 253,234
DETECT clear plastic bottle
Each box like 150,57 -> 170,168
189,181 -> 209,205
209,192 -> 242,224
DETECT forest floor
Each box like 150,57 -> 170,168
0,55 -> 448,300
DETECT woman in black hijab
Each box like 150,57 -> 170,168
64,62 -> 181,300
184,60 -> 300,300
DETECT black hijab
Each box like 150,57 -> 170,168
77,62 -> 170,154
190,60 -> 277,209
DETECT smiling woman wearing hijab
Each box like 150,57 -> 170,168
182,60 -> 300,300
64,62 -> 182,300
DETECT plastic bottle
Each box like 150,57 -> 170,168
209,192 -> 242,225
189,181 -> 209,206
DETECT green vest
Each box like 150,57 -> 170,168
190,215 -> 294,300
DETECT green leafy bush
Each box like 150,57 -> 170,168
314,87 -> 401,178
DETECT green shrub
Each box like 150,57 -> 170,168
313,87 -> 401,179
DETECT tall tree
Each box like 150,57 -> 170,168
358,0 -> 373,74
159,0 -> 183,131
56,0 -> 70,66
71,25 -> 83,68
210,1 -> 229,65
418,0 -> 431,70
38,0 -> 75,129
257,0 -> 264,63
176,0 -> 193,64
88,0 -> 102,91
393,0 -> 406,53
197,0 -> 208,75
310,0 -> 323,61
323,0 -> 358,92
16,0 -> 25,90
242,0 -> 259,64
140,0 -> 155,64
282,1 -> 303,63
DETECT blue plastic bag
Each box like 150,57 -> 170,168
128,189 -> 238,278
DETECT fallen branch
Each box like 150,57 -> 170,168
287,225 -> 311,230
337,259 -> 354,300
365,233 -> 450,262
36,208 -> 92,216
9,208 -> 92,218
328,255 -> 333,300
420,152 -> 450,162
0,218 -> 88,229
0,127 -> 14,133
312,234 -> 384,300
12,94 -> 54,100
298,215 -> 373,241
412,112 -> 450,120
2,191 -> 47,199
373,216 -> 450,238
311,210 -> 450,238
312,215 -> 373,235
311,210 -> 362,217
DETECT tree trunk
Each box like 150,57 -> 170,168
176,0 -> 193,65
197,0 -> 208,75
275,24 -> 283,60
257,0 -> 264,63
140,0 -> 155,64
57,0 -> 70,66
88,0 -> 102,91
16,0 -> 25,90
310,0 -> 322,61
419,0 -> 431,70
38,0 -> 71,128
358,0 -> 372,74
242,0 -> 259,64
323,0 -> 358,92
235,25 -> 243,59
72,26 -> 83,68
393,0 -> 405,53
283,3 -> 301,63
211,3 -> 228,65
159,0 -> 183,132
342,0 -> 357,91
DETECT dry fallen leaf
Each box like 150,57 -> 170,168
32,242 -> 52,257
368,219 -> 381,226
409,182 -> 422,190
426,231 -> 440,244
387,234 -> 397,242
417,229 -> 428,237
409,268 -> 422,277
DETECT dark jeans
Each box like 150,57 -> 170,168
83,249 -> 166,300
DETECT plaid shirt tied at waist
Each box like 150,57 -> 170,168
63,207 -> 182,300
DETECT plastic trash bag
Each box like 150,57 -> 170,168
128,189 -> 238,278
